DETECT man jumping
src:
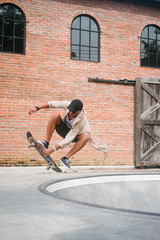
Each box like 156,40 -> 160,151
28,99 -> 108,169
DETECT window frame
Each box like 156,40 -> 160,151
70,14 -> 100,63
0,3 -> 26,55
140,24 -> 160,68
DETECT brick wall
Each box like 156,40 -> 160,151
0,0 -> 160,167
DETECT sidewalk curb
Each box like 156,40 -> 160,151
0,166 -> 135,174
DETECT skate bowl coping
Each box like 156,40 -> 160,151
39,174 -> 160,216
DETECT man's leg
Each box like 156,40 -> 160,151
64,132 -> 90,159
45,113 -> 62,143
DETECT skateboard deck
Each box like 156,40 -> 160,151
27,131 -> 62,173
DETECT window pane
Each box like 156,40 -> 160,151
15,38 -> 23,53
15,22 -> 24,37
158,55 -> 160,67
91,19 -> 98,31
149,26 -> 156,40
91,32 -> 98,47
141,27 -> 148,38
4,20 -> 14,36
81,46 -> 89,60
71,29 -> 79,44
149,54 -> 156,67
158,41 -> 160,54
71,45 -> 79,59
157,29 -> 160,40
3,4 -> 15,19
141,53 -> 148,66
90,47 -> 98,62
81,30 -> 89,46
0,36 -> 2,51
0,19 -> 2,35
141,39 -> 148,52
149,40 -> 156,54
0,7 -> 3,17
81,16 -> 89,30
3,36 -> 13,52
72,17 -> 80,29
15,8 -> 25,21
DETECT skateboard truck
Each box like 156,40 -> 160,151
46,162 -> 53,170
28,142 -> 36,148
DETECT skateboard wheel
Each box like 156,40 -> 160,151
28,143 -> 33,148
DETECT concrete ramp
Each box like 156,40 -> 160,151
44,174 -> 160,215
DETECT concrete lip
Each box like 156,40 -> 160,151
39,173 -> 160,216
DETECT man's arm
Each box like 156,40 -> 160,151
43,143 -> 61,157
28,103 -> 49,115
48,100 -> 70,109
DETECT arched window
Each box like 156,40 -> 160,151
71,15 -> 100,62
140,25 -> 160,68
0,3 -> 26,54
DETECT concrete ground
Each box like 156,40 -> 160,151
1,166 -> 160,240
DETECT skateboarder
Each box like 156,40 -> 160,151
28,99 -> 108,169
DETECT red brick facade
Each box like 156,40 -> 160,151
0,0 -> 160,167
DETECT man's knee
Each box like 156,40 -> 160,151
50,112 -> 61,125
78,132 -> 90,142
84,132 -> 90,142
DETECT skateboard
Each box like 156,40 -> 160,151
27,131 -> 62,173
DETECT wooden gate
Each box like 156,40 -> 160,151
135,78 -> 160,167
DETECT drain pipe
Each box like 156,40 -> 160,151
88,78 -> 135,86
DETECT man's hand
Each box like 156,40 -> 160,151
43,147 -> 54,157
28,107 -> 38,115
28,103 -> 49,115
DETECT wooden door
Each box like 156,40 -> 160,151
135,78 -> 160,167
